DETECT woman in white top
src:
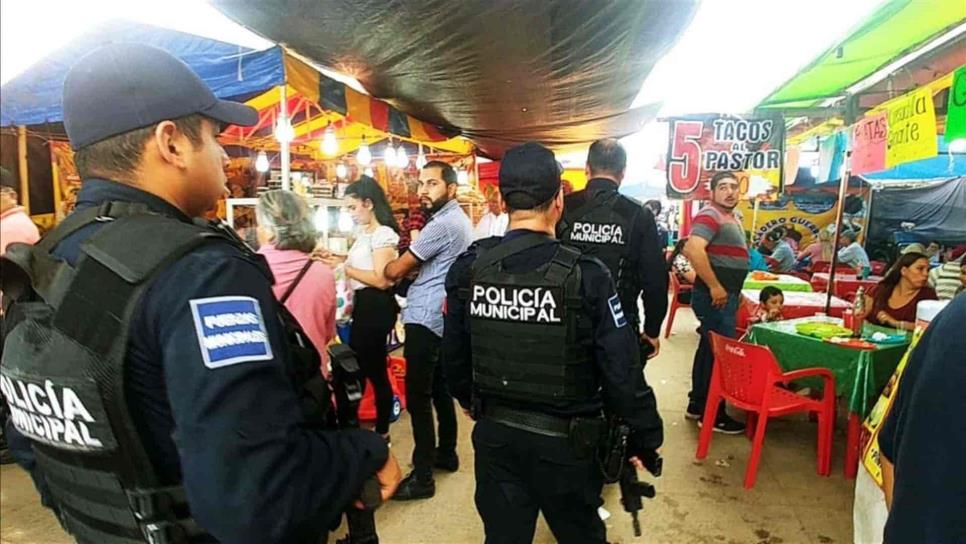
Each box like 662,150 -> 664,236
321,176 -> 400,441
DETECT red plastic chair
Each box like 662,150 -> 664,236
870,260 -> 887,276
664,271 -> 692,338
696,333 -> 836,489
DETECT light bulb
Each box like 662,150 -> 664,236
950,138 -> 966,153
255,151 -> 269,173
384,142 -> 397,165
336,163 -> 348,179
314,206 -> 329,232
396,146 -> 409,168
457,169 -> 469,185
275,119 -> 294,143
364,167 -> 374,177
357,140 -> 372,166
338,209 -> 354,232
415,150 -> 427,169
321,124 -> 338,156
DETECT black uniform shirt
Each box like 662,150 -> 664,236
560,178 -> 668,338
17,179 -> 388,543
443,229 -> 663,451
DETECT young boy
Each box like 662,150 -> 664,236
751,286 -> 785,324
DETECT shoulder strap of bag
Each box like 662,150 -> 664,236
280,259 -> 314,304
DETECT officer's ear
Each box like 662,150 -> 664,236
154,121 -> 189,169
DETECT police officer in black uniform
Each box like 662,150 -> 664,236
558,139 -> 668,361
443,143 -> 663,543
0,44 -> 399,544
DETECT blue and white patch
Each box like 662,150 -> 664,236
608,295 -> 627,328
190,296 -> 274,369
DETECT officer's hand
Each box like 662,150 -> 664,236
629,448 -> 662,476
641,334 -> 660,359
374,453 -> 402,504
710,284 -> 729,308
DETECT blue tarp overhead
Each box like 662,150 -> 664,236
862,139 -> 966,181
0,20 -> 284,127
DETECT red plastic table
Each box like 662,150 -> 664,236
810,273 -> 883,300
740,289 -> 851,323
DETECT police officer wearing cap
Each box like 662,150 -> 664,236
0,44 -> 399,544
558,139 -> 668,361
443,143 -> 663,543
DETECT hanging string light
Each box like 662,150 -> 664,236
395,143 -> 409,168
384,138 -> 397,165
415,143 -> 427,169
321,122 -> 338,156
357,136 -> 372,166
254,151 -> 270,173
336,163 -> 348,179
274,118 -> 294,143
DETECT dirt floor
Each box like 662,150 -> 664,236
0,309 -> 856,544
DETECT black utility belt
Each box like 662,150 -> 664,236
484,405 -> 603,440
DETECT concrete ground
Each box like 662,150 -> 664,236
1,309 -> 855,544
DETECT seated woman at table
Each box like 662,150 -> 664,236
796,229 -> 833,269
749,286 -> 785,324
860,252 -> 937,331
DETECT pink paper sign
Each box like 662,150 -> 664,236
851,112 -> 887,175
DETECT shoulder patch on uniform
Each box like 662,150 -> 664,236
189,296 -> 273,369
608,295 -> 627,328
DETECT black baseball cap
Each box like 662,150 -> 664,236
63,44 -> 258,150
499,142 -> 561,209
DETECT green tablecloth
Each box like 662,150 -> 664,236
745,317 -> 910,417
742,274 -> 813,292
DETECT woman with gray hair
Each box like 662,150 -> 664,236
256,190 -> 337,373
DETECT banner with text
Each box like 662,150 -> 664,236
882,86 -> 938,168
851,112 -> 888,175
945,65 -> 966,143
666,114 -> 785,200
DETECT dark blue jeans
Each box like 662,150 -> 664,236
688,286 -> 740,412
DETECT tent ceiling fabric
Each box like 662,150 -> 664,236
758,0 -> 966,109
212,0 -> 698,157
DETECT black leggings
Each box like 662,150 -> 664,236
349,288 -> 398,435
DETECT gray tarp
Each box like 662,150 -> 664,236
212,0 -> 698,157
868,177 -> 966,244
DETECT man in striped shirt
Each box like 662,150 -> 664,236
683,172 -> 749,434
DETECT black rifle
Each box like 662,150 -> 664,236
329,344 -> 381,544
600,419 -> 659,537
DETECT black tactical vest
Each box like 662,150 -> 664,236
560,190 -> 641,325
467,233 -> 596,407
0,202 -> 328,544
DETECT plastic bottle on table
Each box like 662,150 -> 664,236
852,286 -> 866,336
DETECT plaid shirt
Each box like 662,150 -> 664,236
398,208 -> 428,253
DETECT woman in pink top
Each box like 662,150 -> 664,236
0,186 -> 40,254
255,190 -> 337,374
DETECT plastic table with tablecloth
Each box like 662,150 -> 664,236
742,273 -> 814,292
745,317 -> 909,478
737,290 -> 852,332
810,273 -> 883,300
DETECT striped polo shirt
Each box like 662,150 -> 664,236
690,204 -> 749,293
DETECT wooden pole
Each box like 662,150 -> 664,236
17,126 -> 30,214
826,149 -> 852,314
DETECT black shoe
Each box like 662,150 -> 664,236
685,404 -> 702,420
434,451 -> 459,473
698,412 -> 746,435
392,472 -> 435,501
